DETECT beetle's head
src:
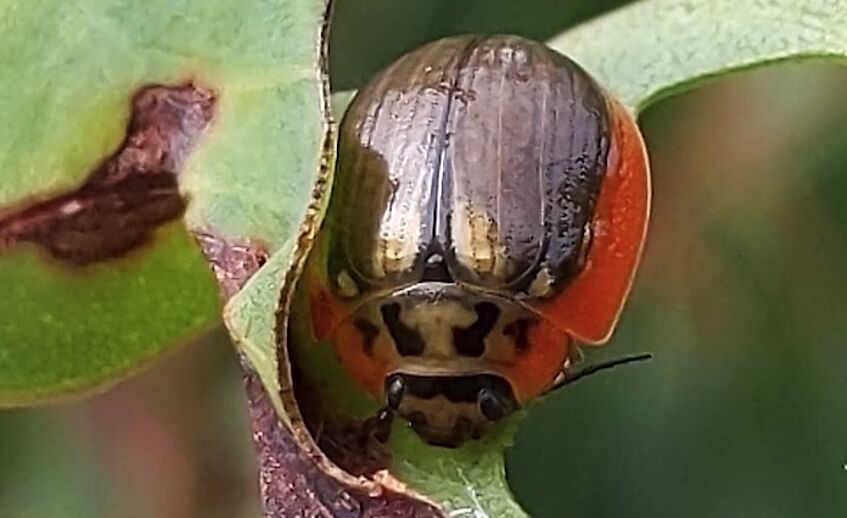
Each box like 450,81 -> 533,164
383,372 -> 517,447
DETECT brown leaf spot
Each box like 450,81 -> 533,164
0,83 -> 216,265
245,370 -> 443,518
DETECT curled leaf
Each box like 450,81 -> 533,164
260,0 -> 847,516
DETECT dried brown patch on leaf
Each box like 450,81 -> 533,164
245,370 -> 442,518
294,371 -> 392,478
0,83 -> 216,265
196,232 -> 269,301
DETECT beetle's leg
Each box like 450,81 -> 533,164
550,352 -> 653,391
568,344 -> 585,368
361,407 -> 394,444
549,342 -> 585,387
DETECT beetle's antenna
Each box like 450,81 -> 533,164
554,353 -> 653,389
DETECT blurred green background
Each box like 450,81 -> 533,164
2,1 -> 847,516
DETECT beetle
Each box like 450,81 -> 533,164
302,34 -> 650,447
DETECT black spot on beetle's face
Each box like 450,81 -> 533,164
380,303 -> 426,356
354,318 -> 380,356
400,375 -> 479,403
504,317 -> 535,351
452,302 -> 500,357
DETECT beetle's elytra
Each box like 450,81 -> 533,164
302,34 -> 650,447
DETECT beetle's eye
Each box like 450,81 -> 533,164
478,387 -> 509,421
386,374 -> 406,410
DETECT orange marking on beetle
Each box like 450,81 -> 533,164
330,317 -> 388,398
538,101 -> 651,344
304,242 -> 344,342
309,285 -> 341,342
501,324 -> 571,403
304,255 -> 385,395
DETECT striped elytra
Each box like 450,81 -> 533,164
327,34 -> 611,297
305,34 -> 650,447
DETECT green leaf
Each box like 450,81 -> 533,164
0,0 -> 327,404
301,0 -> 847,515
0,225 -> 218,405
548,0 -> 847,113
225,241 -> 295,415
